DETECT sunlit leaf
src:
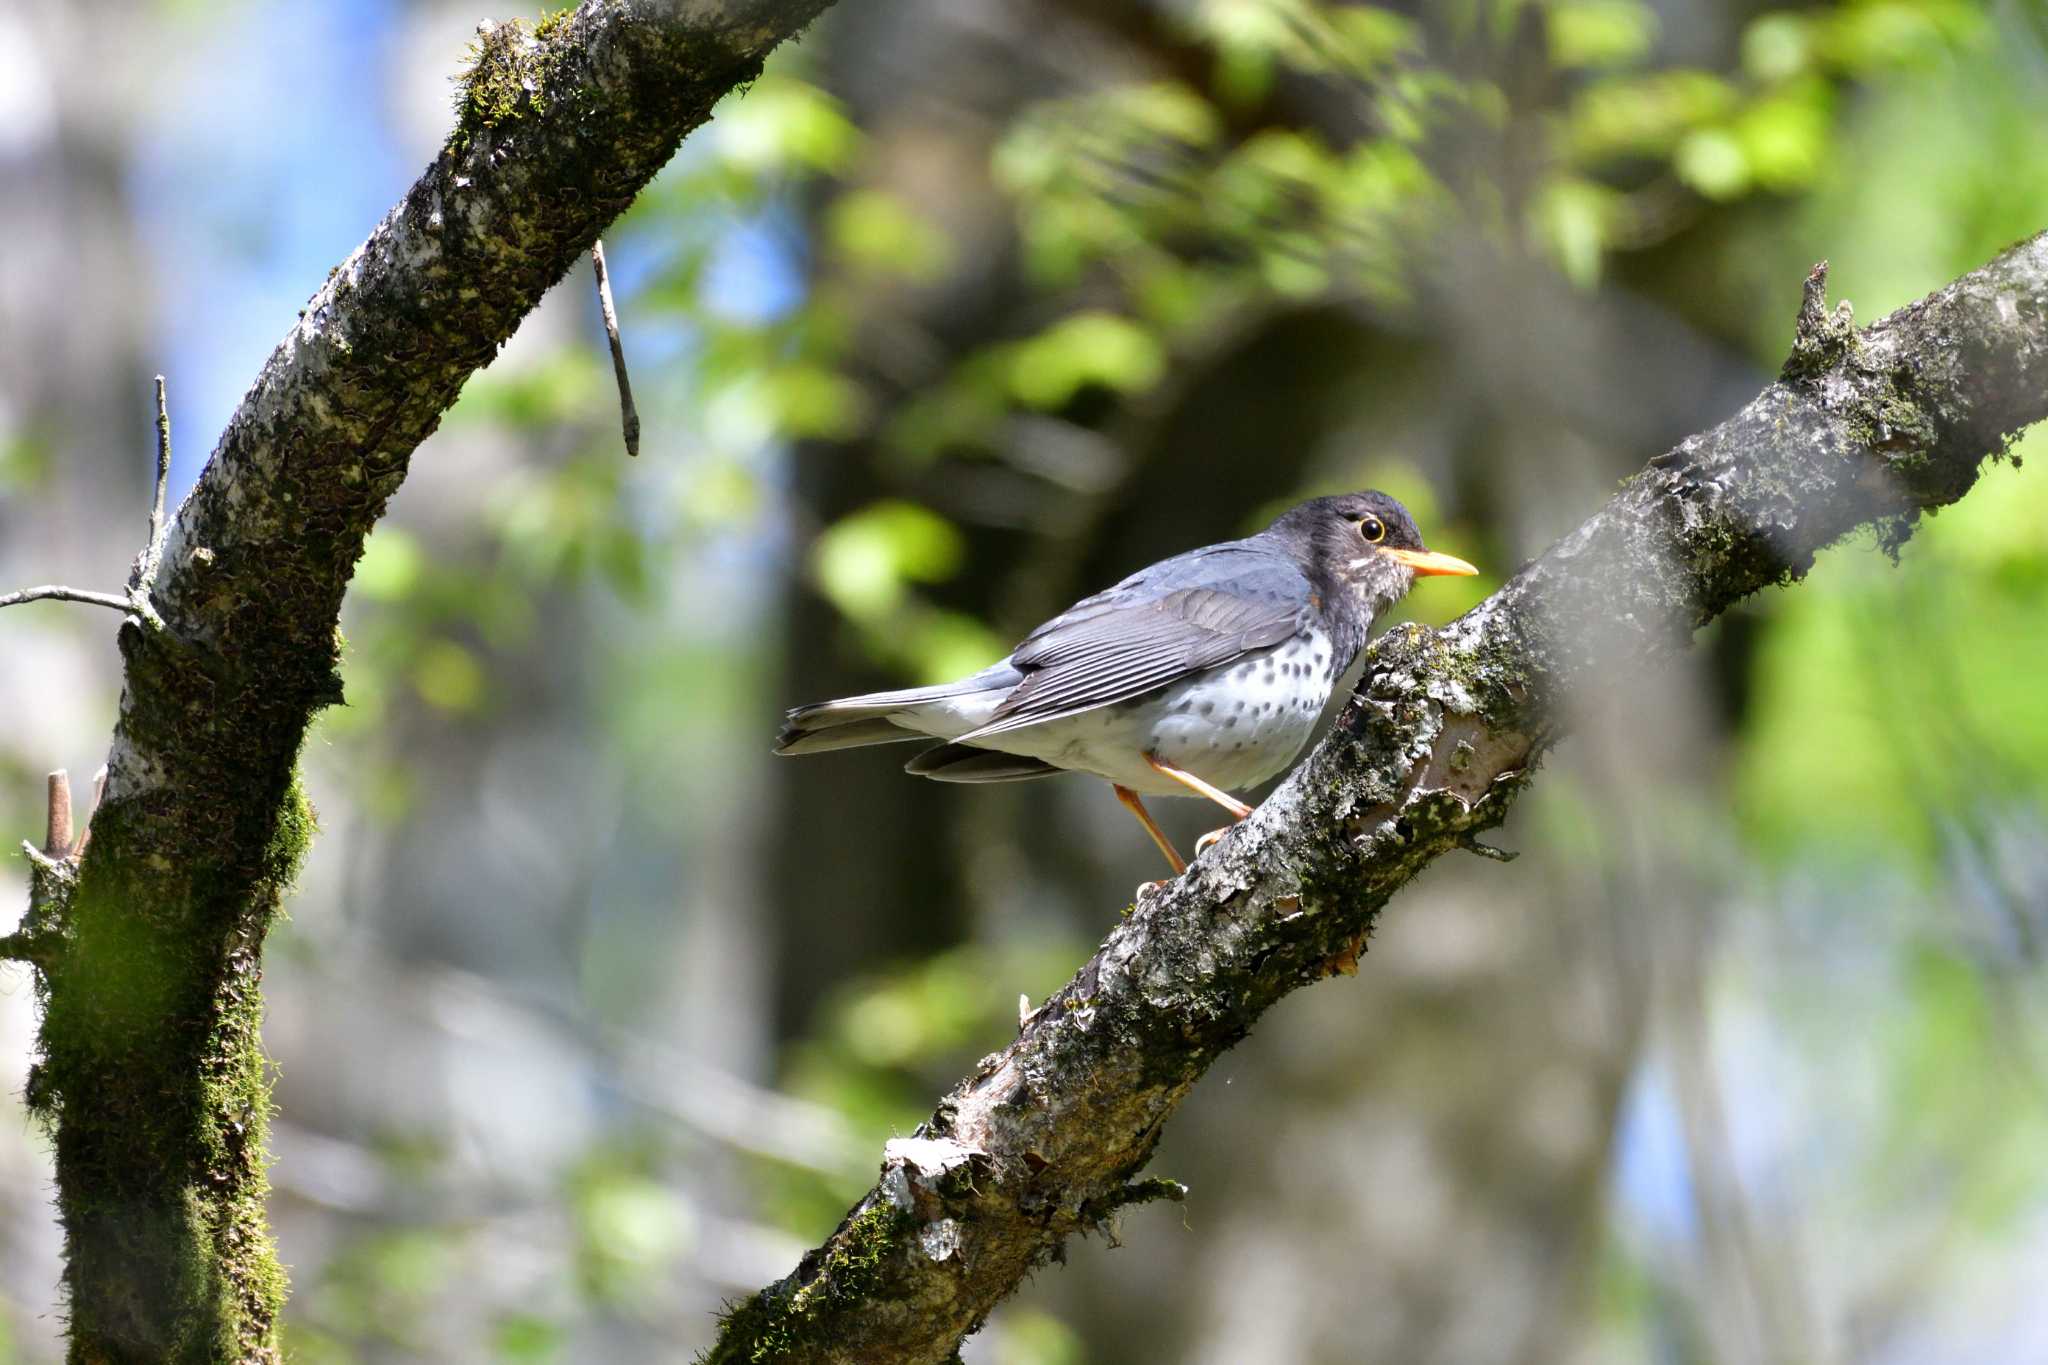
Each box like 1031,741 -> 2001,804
811,500 -> 966,620
1007,312 -> 1166,409
1547,0 -> 1659,71
411,640 -> 486,713
1743,12 -> 1814,82
353,527 -> 426,602
1674,127 -> 1752,200
826,189 -> 954,282
1532,176 -> 1618,288
1732,80 -> 1833,189
713,75 -> 860,174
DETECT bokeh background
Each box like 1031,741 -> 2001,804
4,0 -> 2048,1360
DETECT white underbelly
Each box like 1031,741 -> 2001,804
938,628 -> 1345,797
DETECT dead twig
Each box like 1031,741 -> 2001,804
591,239 -> 640,457
1,377 -> 176,624
44,771 -> 72,860
0,586 -> 134,613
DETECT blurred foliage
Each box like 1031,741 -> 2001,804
761,936 -> 1089,1231
265,0 -> 2048,1359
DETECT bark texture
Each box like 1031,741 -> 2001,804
703,237 -> 2048,1364
11,2 -> 829,1359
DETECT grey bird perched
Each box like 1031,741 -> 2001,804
776,492 -> 1477,872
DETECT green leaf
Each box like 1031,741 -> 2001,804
763,364 -> 872,439
1564,69 -> 1739,163
1674,127 -> 1752,200
411,640 -> 486,713
576,1170 -> 696,1301
1732,80 -> 1833,190
493,1313 -> 564,1363
826,189 -> 954,281
353,527 -> 426,602
1547,0 -> 1659,71
1007,312 -> 1166,409
901,608 -> 1006,686
811,501 -> 966,621
1742,13 -> 1813,82
714,75 -> 860,174
1532,176 -> 1617,288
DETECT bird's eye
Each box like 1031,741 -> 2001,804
1358,515 -> 1386,544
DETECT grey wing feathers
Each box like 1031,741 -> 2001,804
957,545 -> 1310,742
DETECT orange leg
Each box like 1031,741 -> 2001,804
1114,784 -> 1186,875
1143,754 -> 1253,819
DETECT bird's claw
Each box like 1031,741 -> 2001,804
1194,827 -> 1229,857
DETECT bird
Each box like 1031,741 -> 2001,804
775,492 -> 1478,873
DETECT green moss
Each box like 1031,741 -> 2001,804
447,12 -> 576,154
32,770 -> 315,1360
1081,1176 -> 1187,1223
701,1202 -> 914,1364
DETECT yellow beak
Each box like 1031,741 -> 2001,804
1384,547 -> 1480,577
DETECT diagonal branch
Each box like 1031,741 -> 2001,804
704,235 -> 2048,1364
16,2 -> 832,1357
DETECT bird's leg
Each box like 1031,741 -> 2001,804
1143,754 -> 1253,819
1113,784 -> 1186,875
1144,755 -> 1253,862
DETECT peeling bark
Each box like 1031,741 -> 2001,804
703,238 -> 2048,1364
11,3 -> 829,1359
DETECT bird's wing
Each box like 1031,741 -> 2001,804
957,545 -> 1310,742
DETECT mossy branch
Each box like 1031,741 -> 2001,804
9,2 -> 831,1358
704,232 -> 2048,1365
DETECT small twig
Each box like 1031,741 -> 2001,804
143,375 -> 172,582
1457,833 -> 1518,863
590,239 -> 640,456
44,771 -> 72,860
2,379 -> 176,624
0,586 -> 134,613
124,376 -> 174,628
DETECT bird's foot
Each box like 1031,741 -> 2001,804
1194,826 -> 1230,857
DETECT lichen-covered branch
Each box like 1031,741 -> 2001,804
704,236 -> 2048,1364
14,2 -> 829,1359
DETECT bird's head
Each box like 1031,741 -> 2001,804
1272,490 -> 1478,621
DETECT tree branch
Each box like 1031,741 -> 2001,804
703,236 -> 2048,1364
17,2 -> 830,1357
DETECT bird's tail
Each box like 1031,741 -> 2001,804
774,679 -> 991,756
903,743 -> 1060,782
